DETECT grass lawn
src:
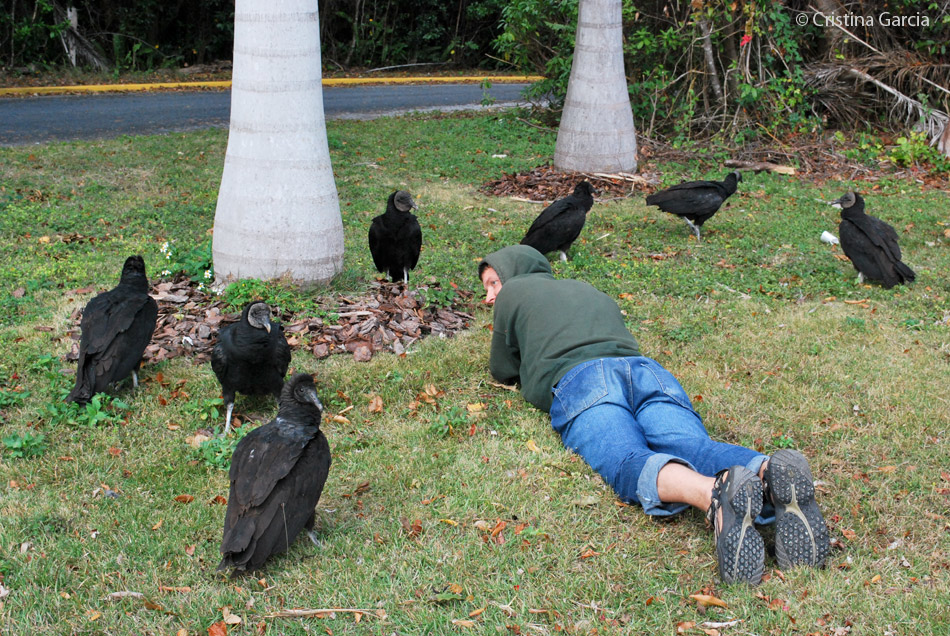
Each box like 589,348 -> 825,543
0,110 -> 948,635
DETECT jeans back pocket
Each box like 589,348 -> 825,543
552,359 -> 609,422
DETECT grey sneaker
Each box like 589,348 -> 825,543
764,450 -> 830,569
707,465 -> 765,585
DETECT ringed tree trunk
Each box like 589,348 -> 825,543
213,0 -> 344,287
553,0 -> 638,173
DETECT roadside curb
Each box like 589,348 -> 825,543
0,75 -> 543,97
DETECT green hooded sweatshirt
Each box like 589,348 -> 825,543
480,245 -> 641,412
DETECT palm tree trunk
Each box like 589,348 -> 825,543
553,0 -> 637,174
213,0 -> 344,286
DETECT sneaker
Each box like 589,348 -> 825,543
707,465 -> 765,584
764,449 -> 830,569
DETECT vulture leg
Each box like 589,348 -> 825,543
685,219 -> 701,241
403,269 -> 408,286
558,250 -> 568,262
306,530 -> 321,546
222,401 -> 234,437
856,272 -> 865,284
132,370 -> 139,389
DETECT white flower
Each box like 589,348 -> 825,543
160,269 -> 171,277
204,269 -> 212,279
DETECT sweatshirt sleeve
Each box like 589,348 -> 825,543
488,308 -> 520,385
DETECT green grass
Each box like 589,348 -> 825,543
1,111 -> 948,635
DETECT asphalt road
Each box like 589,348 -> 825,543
0,83 -> 533,146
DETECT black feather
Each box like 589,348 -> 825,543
520,181 -> 596,259
218,373 -> 330,573
645,171 -> 741,239
835,191 -> 915,288
67,255 -> 158,404
211,301 -> 292,434
368,190 -> 422,283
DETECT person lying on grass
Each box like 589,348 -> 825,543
478,245 -> 830,584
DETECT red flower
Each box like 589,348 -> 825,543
740,34 -> 752,47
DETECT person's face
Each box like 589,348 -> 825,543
480,266 -> 502,306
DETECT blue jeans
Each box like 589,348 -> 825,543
550,357 -> 769,518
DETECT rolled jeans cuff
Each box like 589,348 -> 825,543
636,454 -> 773,521
636,454 -> 693,517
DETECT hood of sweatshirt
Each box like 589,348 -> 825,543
479,245 -> 552,284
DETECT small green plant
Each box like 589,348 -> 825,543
844,316 -> 867,330
193,427 -> 250,470
427,405 -> 468,437
2,431 -> 48,459
772,434 -> 796,449
0,387 -> 30,408
222,278 -> 312,313
889,131 -> 950,172
480,79 -> 496,107
420,283 -> 457,309
159,240 -> 214,284
183,396 -> 225,424
75,394 -> 130,427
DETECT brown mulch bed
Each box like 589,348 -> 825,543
479,136 -> 948,201
480,164 -> 658,202
65,276 -> 476,367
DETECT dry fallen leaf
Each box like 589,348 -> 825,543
689,593 -> 728,608
526,439 -> 541,453
469,606 -> 487,617
451,619 -> 476,628
676,621 -> 696,633
186,433 -> 211,448
151,519 -> 164,531
367,394 -> 384,413
222,606 -> 242,625
174,494 -> 195,504
208,621 -> 228,636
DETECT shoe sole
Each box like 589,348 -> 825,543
768,450 -> 830,569
717,467 -> 765,585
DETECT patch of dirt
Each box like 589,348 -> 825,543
64,276 -> 476,366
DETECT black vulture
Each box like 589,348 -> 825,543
66,255 -> 158,404
368,190 -> 422,284
211,301 -> 292,436
645,171 -> 741,240
520,181 -> 597,261
218,373 -> 330,573
832,191 -> 916,288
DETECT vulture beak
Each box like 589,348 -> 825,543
264,322 -> 271,334
305,386 -> 323,412
829,195 -> 847,209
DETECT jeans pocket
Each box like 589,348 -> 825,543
637,359 -> 694,411
553,359 -> 609,422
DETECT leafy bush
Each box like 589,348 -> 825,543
889,131 -> 950,172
